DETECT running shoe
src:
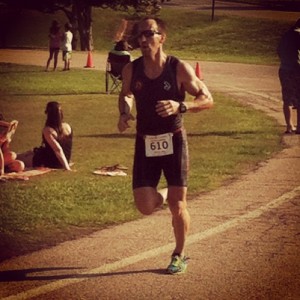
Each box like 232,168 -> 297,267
166,255 -> 188,275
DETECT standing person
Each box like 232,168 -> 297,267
31,101 -> 73,170
117,17 -> 213,274
45,20 -> 61,71
61,22 -> 73,71
277,18 -> 300,134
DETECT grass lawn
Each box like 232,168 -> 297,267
3,7 -> 294,64
0,6 -> 287,261
0,63 -> 283,261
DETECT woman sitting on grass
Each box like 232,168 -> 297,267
32,101 -> 73,171
0,114 -> 25,176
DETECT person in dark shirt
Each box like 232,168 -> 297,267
277,18 -> 300,134
117,17 -> 213,274
17,101 -> 73,171
33,101 -> 73,170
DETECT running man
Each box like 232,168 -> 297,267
117,17 -> 213,274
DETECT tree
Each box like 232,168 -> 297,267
0,0 -> 170,50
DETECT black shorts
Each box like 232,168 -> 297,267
132,129 -> 189,189
279,68 -> 300,108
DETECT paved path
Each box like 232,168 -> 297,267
0,49 -> 300,299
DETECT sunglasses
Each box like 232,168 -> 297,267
137,30 -> 161,39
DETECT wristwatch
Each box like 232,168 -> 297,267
179,102 -> 187,114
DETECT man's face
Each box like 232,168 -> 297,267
137,19 -> 164,56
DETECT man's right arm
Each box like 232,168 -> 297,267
118,63 -> 135,132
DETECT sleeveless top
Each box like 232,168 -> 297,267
131,56 -> 185,135
42,128 -> 73,168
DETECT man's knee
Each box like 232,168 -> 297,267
168,200 -> 187,217
134,187 -> 161,215
4,151 -> 17,164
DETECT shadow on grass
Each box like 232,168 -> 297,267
79,130 -> 257,139
78,133 -> 136,139
188,130 -> 258,137
0,267 -> 166,282
0,92 -> 106,96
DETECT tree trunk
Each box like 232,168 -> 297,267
74,1 -> 93,51
71,4 -> 79,50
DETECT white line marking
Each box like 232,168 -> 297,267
2,186 -> 300,300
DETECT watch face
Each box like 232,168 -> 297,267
180,102 -> 187,113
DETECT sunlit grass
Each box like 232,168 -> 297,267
0,63 -> 283,260
4,7 -> 293,64
0,4 -> 290,259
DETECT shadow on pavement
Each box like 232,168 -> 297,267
0,267 -> 166,282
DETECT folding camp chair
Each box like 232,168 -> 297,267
105,52 -> 131,94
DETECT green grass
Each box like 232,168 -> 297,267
3,7 -> 294,64
0,63 -> 283,261
227,0 -> 300,10
0,5 -> 289,261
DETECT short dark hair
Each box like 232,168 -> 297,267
138,17 -> 167,34
129,17 -> 167,49
65,22 -> 72,31
114,40 -> 129,51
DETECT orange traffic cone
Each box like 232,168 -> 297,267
195,62 -> 203,80
85,51 -> 95,68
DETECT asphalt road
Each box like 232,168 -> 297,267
0,5 -> 300,298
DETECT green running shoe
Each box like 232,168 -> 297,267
166,255 -> 188,275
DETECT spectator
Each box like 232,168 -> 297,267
110,40 -> 132,58
30,101 -> 73,170
0,114 -> 25,176
277,18 -> 300,134
45,20 -> 62,71
62,22 -> 73,71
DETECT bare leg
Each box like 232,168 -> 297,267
46,49 -> 54,71
134,186 -> 166,215
46,57 -> 51,71
167,186 -> 190,256
53,50 -> 59,71
296,106 -> 300,134
283,103 -> 295,132
134,185 -> 189,257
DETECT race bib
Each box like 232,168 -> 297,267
145,133 -> 174,157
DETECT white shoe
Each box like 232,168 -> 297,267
158,188 -> 168,206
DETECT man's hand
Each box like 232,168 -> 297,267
118,113 -> 135,132
155,100 -> 180,117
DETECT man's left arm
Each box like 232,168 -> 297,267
179,61 -> 213,112
155,60 -> 213,117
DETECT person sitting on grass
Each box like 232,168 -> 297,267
28,101 -> 73,171
0,114 -> 25,176
110,40 -> 132,58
